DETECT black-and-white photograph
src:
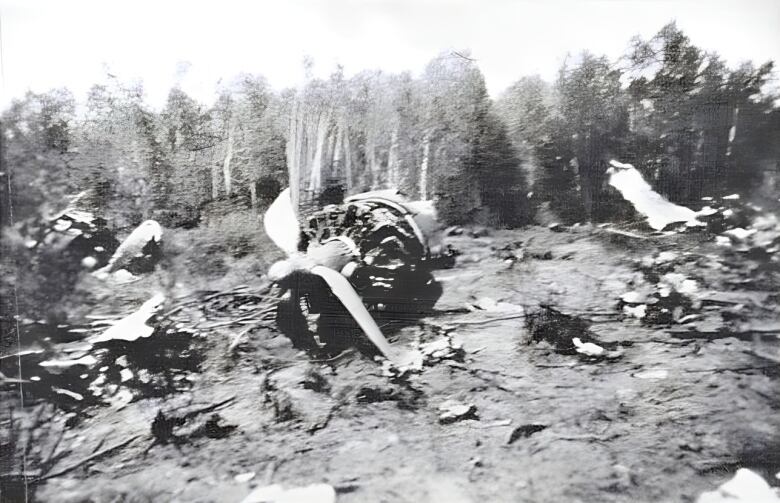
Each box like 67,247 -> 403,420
1,1 -> 779,501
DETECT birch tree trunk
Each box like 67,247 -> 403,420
308,111 -> 330,194
727,106 -> 739,157
343,126 -> 353,192
365,116 -> 384,191
286,101 -> 302,213
419,133 -> 431,199
211,143 -> 221,199
387,126 -> 400,188
222,121 -> 235,196
332,124 -> 344,180
304,110 -> 318,195
326,125 -> 337,181
366,134 -> 378,190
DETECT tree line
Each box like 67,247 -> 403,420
498,23 -> 779,222
1,22 -> 778,232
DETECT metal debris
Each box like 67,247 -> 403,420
572,337 -> 605,357
93,220 -> 163,278
241,483 -> 336,503
697,468 -> 780,503
632,369 -> 669,380
607,160 -> 703,230
438,400 -> 478,424
507,424 -> 548,444
90,293 -> 166,343
234,472 -> 256,483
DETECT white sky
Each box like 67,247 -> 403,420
1,0 -> 778,110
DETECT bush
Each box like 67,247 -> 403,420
164,210 -> 284,284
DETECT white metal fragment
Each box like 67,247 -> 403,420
438,399 -> 477,424
241,483 -> 336,503
606,160 -> 703,230
572,337 -> 605,356
52,387 -> 84,401
623,304 -> 647,319
633,369 -> 669,380
90,293 -> 166,343
93,220 -> 162,278
697,468 -> 780,503
715,236 -> 732,247
119,368 -> 134,382
234,472 -> 256,483
722,228 -> 757,241
39,355 -> 98,368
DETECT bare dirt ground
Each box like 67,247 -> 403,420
8,225 -> 780,503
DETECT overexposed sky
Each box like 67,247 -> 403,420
1,0 -> 778,110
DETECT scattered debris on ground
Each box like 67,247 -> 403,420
4,220 -> 779,502
524,305 -> 619,358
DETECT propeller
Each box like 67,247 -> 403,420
263,188 -> 401,364
263,187 -> 300,255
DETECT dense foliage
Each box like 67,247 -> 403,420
498,23 -> 780,222
1,23 -> 777,233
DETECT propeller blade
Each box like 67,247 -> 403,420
263,188 -> 301,255
310,265 -> 396,363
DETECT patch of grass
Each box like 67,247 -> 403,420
164,210 -> 283,288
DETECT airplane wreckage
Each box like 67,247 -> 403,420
259,158 -> 754,365
6,153 -> 776,409
263,186 -> 452,365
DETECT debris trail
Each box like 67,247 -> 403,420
39,435 -> 141,482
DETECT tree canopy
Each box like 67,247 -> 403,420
1,23 -> 777,232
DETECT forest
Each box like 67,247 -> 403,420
2,23 -> 778,233
1,21 -> 780,503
